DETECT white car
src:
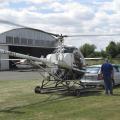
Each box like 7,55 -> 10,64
81,64 -> 120,86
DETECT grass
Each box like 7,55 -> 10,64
0,79 -> 120,120
86,59 -> 120,65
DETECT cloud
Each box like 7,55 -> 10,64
0,0 -> 120,51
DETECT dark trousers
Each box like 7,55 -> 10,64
103,76 -> 113,94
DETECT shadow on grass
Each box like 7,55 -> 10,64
114,84 -> 120,89
79,90 -> 102,97
68,90 -> 102,97
111,93 -> 120,96
0,93 -> 74,114
0,89 -> 104,114
0,108 -> 25,114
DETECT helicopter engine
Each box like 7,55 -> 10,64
45,46 -> 85,80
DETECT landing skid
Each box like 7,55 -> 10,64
34,76 -> 96,96
34,82 -> 97,96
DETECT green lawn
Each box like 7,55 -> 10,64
86,58 -> 120,65
0,79 -> 120,120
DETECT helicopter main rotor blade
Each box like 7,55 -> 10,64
0,19 -> 25,28
0,19 -> 59,37
0,19 -> 120,37
66,34 -> 120,37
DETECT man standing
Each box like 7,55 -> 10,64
101,59 -> 113,95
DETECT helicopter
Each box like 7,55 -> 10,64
0,19 -> 119,95
0,32 -> 87,95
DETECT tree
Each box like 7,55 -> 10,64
100,50 -> 107,58
116,42 -> 120,58
106,41 -> 117,58
79,43 -> 96,57
94,51 -> 101,57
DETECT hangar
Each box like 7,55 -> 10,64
0,28 -> 57,70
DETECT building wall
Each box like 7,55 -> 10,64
0,28 -> 58,48
0,28 -> 58,70
0,45 -> 9,70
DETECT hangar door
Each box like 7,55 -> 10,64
8,45 -> 55,69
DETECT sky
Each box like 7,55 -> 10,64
0,0 -> 120,51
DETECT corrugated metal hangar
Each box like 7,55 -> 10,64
0,28 -> 57,70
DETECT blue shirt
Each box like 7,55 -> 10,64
101,63 -> 113,77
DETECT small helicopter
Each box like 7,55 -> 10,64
0,19 -> 119,95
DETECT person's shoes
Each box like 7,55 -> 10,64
105,92 -> 109,95
110,91 -> 113,95
110,93 -> 113,96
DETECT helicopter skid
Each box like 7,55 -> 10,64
34,78 -> 94,95
34,82 -> 97,96
35,86 -> 68,94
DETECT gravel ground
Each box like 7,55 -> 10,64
0,70 -> 42,80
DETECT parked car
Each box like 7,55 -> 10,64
81,64 -> 120,87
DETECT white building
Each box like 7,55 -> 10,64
0,28 -> 57,70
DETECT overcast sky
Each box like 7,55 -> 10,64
0,0 -> 120,51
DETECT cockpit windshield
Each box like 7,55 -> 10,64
53,46 -> 77,53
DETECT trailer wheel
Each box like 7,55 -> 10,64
74,89 -> 81,96
35,86 -> 41,93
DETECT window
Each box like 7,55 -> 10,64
21,38 -> 27,45
6,36 -> 13,44
35,40 -> 42,46
28,39 -> 33,45
86,67 -> 100,74
113,66 -> 119,72
118,66 -> 120,72
14,37 -> 20,44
